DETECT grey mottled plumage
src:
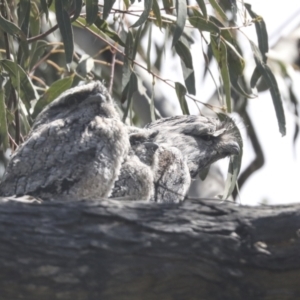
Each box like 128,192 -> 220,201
0,81 -> 129,200
151,145 -> 191,203
111,128 -> 191,202
109,141 -> 158,200
145,115 -> 240,178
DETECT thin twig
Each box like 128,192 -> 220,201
75,19 -> 221,111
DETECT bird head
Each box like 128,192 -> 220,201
146,115 -> 242,178
128,129 -> 159,166
31,81 -> 118,132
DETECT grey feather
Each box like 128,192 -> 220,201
145,115 -> 241,178
151,145 -> 191,203
0,81 -> 129,200
111,129 -> 191,203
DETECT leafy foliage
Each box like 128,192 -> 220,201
0,0 -> 291,198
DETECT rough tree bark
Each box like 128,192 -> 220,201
0,197 -> 299,300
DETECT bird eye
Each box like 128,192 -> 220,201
64,95 -> 79,107
201,135 -> 212,142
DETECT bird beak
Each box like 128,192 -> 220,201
230,141 -> 240,155
143,142 -> 159,152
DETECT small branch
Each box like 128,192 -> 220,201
27,24 -> 59,44
75,20 -> 221,112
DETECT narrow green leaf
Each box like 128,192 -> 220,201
147,22 -> 152,71
196,0 -> 207,19
71,0 -> 83,22
29,40 -> 51,70
181,62 -> 196,95
152,0 -> 162,29
132,24 -> 143,62
29,2 -> 40,38
208,0 -> 228,21
55,0 -> 74,65
211,37 -> 231,112
250,41 -> 286,136
103,0 -> 116,20
172,0 -> 187,47
176,38 -> 196,95
33,76 -> 74,118
0,14 -> 26,40
223,152 -> 242,200
189,16 -> 220,34
40,0 -> 49,21
250,66 -> 261,88
245,3 -> 268,63
175,82 -> 190,115
123,72 -> 138,122
18,0 -> 31,36
86,0 -> 99,25
162,0 -> 174,14
230,71 -> 255,98
74,17 -> 124,46
131,0 -> 153,28
218,114 -> 243,200
24,2 -> 40,70
121,30 -> 134,103
0,59 -> 37,110
175,40 -> 193,69
0,84 -> 9,150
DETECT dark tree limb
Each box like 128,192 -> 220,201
0,197 -> 299,300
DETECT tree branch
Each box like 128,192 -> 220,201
0,197 -> 299,300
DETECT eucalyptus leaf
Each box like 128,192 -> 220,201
196,0 -> 207,19
181,63 -> 196,95
162,0 -> 174,14
33,76 -> 74,118
25,2 -> 40,70
175,40 -> 193,69
18,0 -> 31,36
147,23 -> 152,71
121,30 -> 134,103
172,0 -> 187,47
131,0 -> 153,28
250,41 -> 286,136
0,13 -> 26,40
86,0 -> 99,25
208,0 -> 228,21
55,0 -> 74,65
0,59 -> 37,110
123,72 -> 138,122
0,85 -> 9,150
103,0 -> 116,20
175,82 -> 190,115
71,0 -> 83,22
245,3 -> 268,63
189,16 -> 220,34
40,0 -> 49,20
211,36 -> 231,112
94,17 -> 125,46
152,0 -> 162,29
250,66 -> 261,88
